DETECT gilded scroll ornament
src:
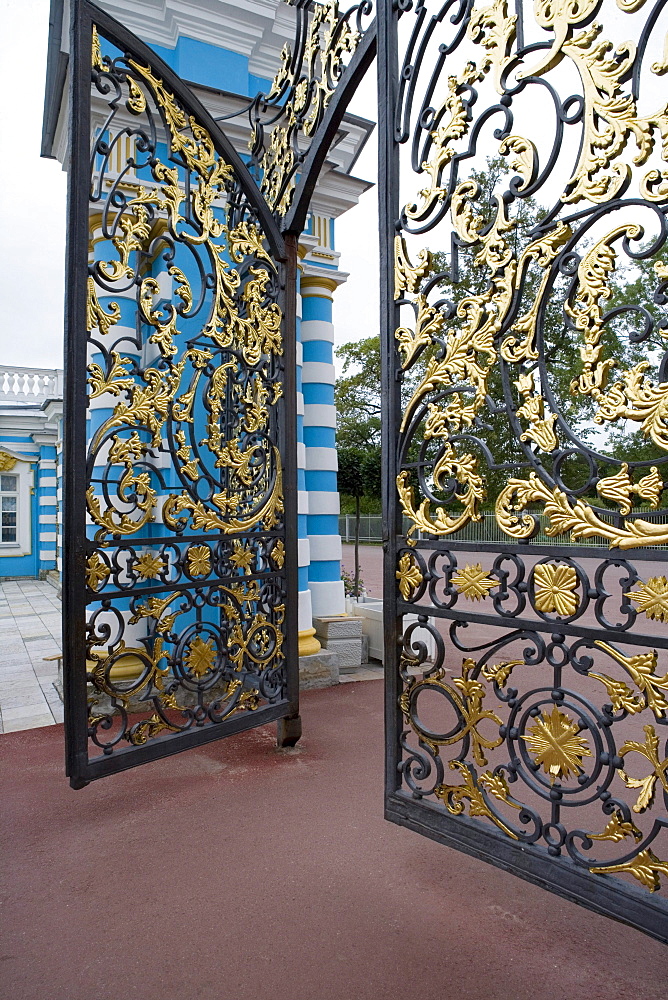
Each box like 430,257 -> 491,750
435,761 -> 521,839
79,25 -> 291,762
257,0 -> 366,216
400,659 -> 504,767
590,849 -> 668,892
390,0 -> 668,916
617,724 -> 668,813
594,642 -> 668,718
0,451 -> 17,472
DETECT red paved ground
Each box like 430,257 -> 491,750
1,680 -> 665,1000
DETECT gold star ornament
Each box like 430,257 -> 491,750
451,563 -> 496,601
522,706 -> 591,782
135,551 -> 165,580
625,576 -> 668,624
185,636 -> 217,677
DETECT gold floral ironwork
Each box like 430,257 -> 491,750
85,553 -> 110,591
270,539 -> 285,570
435,761 -> 522,839
451,563 -> 497,601
521,706 -> 592,781
625,576 -> 668,623
590,850 -> 668,893
134,552 -> 165,580
256,0 -> 367,217
533,563 -> 579,616
390,0 -> 668,912
617,724 -> 668,813
400,659 -> 504,767
396,552 -> 423,600
79,25 -> 290,761
230,540 -> 254,575
185,636 -> 217,678
187,545 -> 211,577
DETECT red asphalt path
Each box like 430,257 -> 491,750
1,680 -> 665,1000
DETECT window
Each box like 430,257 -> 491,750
1,474 -> 18,542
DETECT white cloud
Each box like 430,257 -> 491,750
0,0 -> 67,369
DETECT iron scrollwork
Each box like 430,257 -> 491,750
381,0 -> 668,939
64,4 -> 299,784
219,0 -> 374,220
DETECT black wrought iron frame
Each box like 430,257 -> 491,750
64,0 -> 302,785
379,0 -> 668,943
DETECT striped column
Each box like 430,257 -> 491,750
37,445 -> 58,572
295,263 -> 321,656
300,272 -> 345,618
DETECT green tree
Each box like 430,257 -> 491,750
337,446 -> 367,596
427,157 -> 665,504
335,335 -> 382,450
335,157 -> 667,518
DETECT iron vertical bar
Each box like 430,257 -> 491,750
63,0 -> 93,788
378,0 -> 402,804
278,232 -> 302,745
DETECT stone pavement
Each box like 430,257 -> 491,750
0,578 -> 384,734
0,580 -> 63,733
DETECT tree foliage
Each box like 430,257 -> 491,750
335,156 -> 667,510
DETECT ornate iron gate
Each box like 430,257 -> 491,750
379,0 -> 668,940
63,0 -> 374,786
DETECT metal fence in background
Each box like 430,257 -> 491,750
339,512 -> 668,547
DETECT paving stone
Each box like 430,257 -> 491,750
313,615 -> 364,640
318,636 -> 362,668
3,713 -> 55,733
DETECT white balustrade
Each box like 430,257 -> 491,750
0,366 -> 63,404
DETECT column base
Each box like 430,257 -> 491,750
298,627 -> 321,656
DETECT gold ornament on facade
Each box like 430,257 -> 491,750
521,706 -> 592,782
533,563 -> 579,617
452,563 -> 497,601
0,451 -> 17,472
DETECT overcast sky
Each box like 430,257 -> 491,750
0,0 -> 378,372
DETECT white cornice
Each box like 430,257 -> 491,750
89,0 -> 290,66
